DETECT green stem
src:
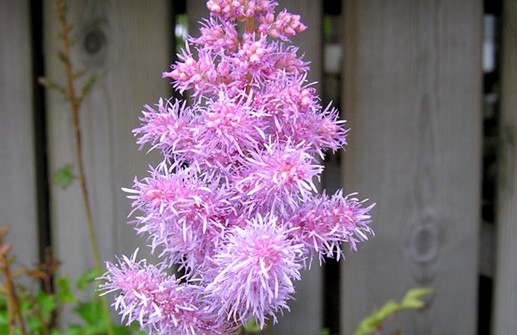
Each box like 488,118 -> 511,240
54,1 -> 114,335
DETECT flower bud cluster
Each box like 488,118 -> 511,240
101,1 -> 373,334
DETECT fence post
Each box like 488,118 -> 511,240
0,0 -> 39,270
43,0 -> 172,283
493,1 -> 517,333
340,0 -> 482,334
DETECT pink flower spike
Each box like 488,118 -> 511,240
104,0 -> 374,333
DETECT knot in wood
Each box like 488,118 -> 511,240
409,223 -> 439,264
84,28 -> 106,55
79,21 -> 108,68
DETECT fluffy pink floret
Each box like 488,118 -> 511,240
191,18 -> 239,53
99,252 -> 232,334
205,214 -> 304,327
259,10 -> 307,40
163,46 -> 218,95
133,98 -> 196,161
123,168 -> 230,271
287,191 -> 374,263
235,142 -> 323,212
207,0 -> 275,21
195,90 -> 266,164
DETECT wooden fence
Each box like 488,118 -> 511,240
1,0 -> 515,334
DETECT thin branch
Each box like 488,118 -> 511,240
52,1 -> 114,335
0,227 -> 27,335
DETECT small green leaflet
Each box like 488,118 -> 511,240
353,288 -> 433,335
53,164 -> 75,188
56,276 -> 77,304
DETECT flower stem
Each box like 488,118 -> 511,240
0,227 -> 27,335
53,1 -> 114,335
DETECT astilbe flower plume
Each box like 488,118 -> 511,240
100,1 -> 374,334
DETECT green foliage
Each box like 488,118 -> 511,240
0,295 -> 10,334
175,14 -> 188,54
53,164 -> 75,189
353,288 -> 433,335
76,269 -> 103,291
243,318 -> 262,333
79,74 -> 97,102
0,270 -> 144,335
56,276 -> 77,304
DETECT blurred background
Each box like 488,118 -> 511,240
1,0 -> 515,334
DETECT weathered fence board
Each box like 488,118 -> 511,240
340,1 -> 482,334
43,0 -> 172,282
493,1 -> 517,333
0,0 -> 39,269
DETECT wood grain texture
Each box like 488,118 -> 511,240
186,1 -> 323,333
0,0 -> 39,268
44,0 -> 171,281
340,1 -> 482,334
493,1 -> 517,333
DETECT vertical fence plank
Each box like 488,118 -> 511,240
493,1 -> 517,333
44,0 -> 172,282
341,1 -> 482,334
0,1 -> 39,269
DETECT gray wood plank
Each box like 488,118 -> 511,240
44,0 -> 171,282
340,1 -> 482,334
493,1 -> 517,333
0,0 -> 39,269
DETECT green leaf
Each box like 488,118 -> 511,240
113,324 -> 144,335
62,325 -> 84,335
72,68 -> 87,80
0,310 -> 9,325
58,50 -> 70,65
77,268 -> 103,291
243,318 -> 262,333
53,164 -> 75,189
127,321 -> 146,335
74,301 -> 104,327
56,276 -> 77,304
20,298 -> 33,314
400,288 -> 433,310
353,288 -> 433,335
38,77 -> 67,96
80,74 -> 97,100
26,314 -> 43,332
375,300 -> 400,320
36,290 -> 57,320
